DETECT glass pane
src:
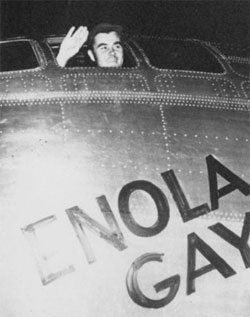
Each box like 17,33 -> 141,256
136,38 -> 224,73
0,41 -> 39,72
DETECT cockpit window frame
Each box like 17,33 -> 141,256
0,39 -> 45,73
133,37 -> 227,75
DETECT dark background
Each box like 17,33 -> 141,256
0,0 -> 249,49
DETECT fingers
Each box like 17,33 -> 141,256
66,26 -> 88,39
78,27 -> 89,45
75,26 -> 89,39
73,26 -> 85,37
58,26 -> 89,65
65,26 -> 76,39
70,26 -> 88,48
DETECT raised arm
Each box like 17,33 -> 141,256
56,26 -> 89,67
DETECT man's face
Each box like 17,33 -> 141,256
89,31 -> 124,67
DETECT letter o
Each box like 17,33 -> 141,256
118,180 -> 169,237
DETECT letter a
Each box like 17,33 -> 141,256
187,233 -> 236,295
206,155 -> 250,210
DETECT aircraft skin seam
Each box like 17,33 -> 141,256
159,103 -> 171,169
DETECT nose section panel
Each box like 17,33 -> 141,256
0,92 -> 249,317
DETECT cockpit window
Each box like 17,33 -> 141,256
136,38 -> 224,73
0,41 -> 39,72
48,40 -> 137,68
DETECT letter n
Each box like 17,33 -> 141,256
66,195 -> 127,263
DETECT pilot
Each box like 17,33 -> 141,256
56,23 -> 124,68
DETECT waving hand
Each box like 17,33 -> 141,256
57,26 -> 89,67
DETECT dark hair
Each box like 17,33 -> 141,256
88,23 -> 123,48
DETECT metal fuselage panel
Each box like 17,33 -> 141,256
0,38 -> 249,317
1,90 -> 248,213
0,91 -> 249,316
